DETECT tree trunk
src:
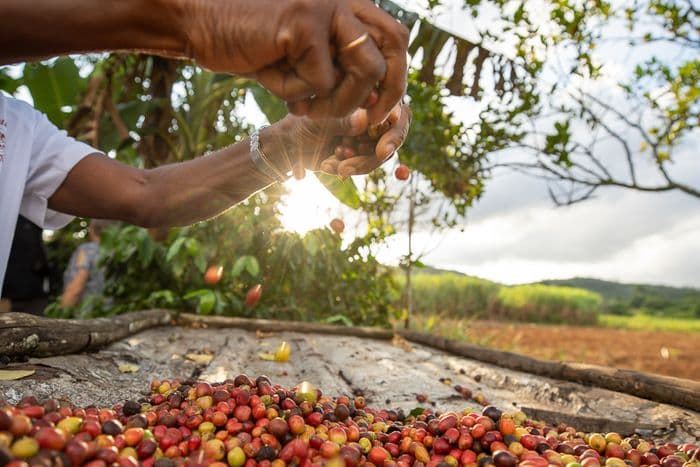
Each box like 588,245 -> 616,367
404,176 -> 417,329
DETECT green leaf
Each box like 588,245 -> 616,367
0,69 -> 19,94
166,237 -> 186,262
185,238 -> 200,256
183,289 -> 216,314
303,233 -> 320,256
245,256 -> 260,277
324,314 -> 354,326
23,58 -> 85,125
148,290 -> 175,306
408,407 -> 425,418
194,255 -> 207,274
232,256 -> 247,278
315,173 -> 361,209
183,289 -> 210,300
197,290 -> 216,315
139,235 -> 154,268
513,2 -> 525,22
249,85 -> 287,123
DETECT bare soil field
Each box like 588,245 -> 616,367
463,320 -> 700,381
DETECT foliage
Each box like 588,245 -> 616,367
395,271 -> 499,316
495,284 -> 601,325
47,192 -> 399,326
400,271 -> 601,325
599,312 -> 700,333
483,0 -> 699,204
541,277 -> 700,318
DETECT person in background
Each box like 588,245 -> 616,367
0,216 -> 51,315
59,220 -> 113,308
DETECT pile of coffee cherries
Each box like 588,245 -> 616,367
1,375 -> 697,467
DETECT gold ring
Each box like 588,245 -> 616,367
341,33 -> 369,52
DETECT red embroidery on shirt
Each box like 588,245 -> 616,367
0,118 -> 6,162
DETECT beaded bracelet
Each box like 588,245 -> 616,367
250,126 -> 289,182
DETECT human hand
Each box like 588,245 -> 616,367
182,0 -> 408,121
261,102 -> 412,178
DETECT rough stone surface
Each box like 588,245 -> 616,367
1,326 -> 698,442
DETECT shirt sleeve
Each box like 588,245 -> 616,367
19,108 -> 102,230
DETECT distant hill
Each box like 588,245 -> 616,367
539,277 -> 700,301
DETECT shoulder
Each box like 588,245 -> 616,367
71,242 -> 97,267
78,242 -> 100,256
0,93 -> 38,132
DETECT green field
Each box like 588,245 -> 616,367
599,313 -> 700,333
398,269 -> 700,329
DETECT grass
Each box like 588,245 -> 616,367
599,313 -> 700,333
398,272 -> 602,325
496,284 -> 601,325
396,272 -> 499,316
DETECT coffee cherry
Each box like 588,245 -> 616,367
329,218 -> 345,234
394,164 -> 410,181
245,284 -> 262,308
204,265 -> 223,285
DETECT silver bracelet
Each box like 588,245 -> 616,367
250,125 -> 288,182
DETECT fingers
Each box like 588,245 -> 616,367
370,50 -> 407,124
375,104 -> 411,160
325,108 -> 368,137
337,155 -> 384,177
319,156 -> 341,174
292,41 -> 337,99
349,0 -> 409,124
306,8 -> 386,119
254,66 -> 317,103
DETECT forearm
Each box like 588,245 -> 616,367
139,132 -> 290,227
60,272 -> 88,307
49,124 -> 293,228
0,0 -> 187,65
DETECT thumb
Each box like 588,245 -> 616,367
329,109 -> 368,136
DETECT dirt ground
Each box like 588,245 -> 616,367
463,321 -> 700,381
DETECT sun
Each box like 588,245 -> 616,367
278,173 -> 342,234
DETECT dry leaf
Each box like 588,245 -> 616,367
185,353 -> 214,365
256,330 -> 274,339
118,363 -> 140,373
0,369 -> 35,380
392,334 -> 412,352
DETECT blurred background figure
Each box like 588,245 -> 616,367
0,216 -> 51,315
60,220 -> 112,309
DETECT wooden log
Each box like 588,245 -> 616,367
178,314 -> 700,412
177,314 -> 396,340
400,330 -> 700,413
0,310 -> 172,357
520,407 -> 663,435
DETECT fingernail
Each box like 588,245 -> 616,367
383,144 -> 396,158
350,112 -> 362,129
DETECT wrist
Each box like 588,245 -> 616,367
259,122 -> 294,176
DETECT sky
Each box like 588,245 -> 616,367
278,0 -> 700,289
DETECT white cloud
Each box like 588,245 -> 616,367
374,175 -> 700,287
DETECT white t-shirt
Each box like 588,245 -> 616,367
0,93 -> 99,289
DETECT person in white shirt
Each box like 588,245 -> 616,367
0,0 -> 412,289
